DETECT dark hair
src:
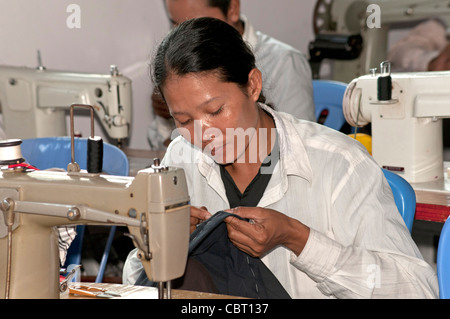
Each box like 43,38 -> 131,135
152,17 -> 264,102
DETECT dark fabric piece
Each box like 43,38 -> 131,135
189,211 -> 291,299
134,256 -> 219,293
189,210 -> 248,252
171,258 -> 219,293
135,211 -> 290,298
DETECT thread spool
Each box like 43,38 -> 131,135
377,75 -> 392,101
87,136 -> 103,173
377,61 -> 392,101
0,139 -> 25,165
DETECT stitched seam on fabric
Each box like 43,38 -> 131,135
247,255 -> 260,298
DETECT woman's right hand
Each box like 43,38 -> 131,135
190,206 -> 212,233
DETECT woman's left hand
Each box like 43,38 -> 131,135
224,207 -> 310,257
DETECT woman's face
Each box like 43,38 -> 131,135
165,0 -> 228,26
161,70 -> 262,164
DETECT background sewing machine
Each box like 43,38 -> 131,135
343,63 -> 450,184
310,0 -> 450,82
0,63 -> 132,147
0,140 -> 190,299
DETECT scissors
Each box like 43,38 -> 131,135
68,285 -> 121,298
59,265 -> 81,293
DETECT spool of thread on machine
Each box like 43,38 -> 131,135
0,139 -> 25,165
87,136 -> 103,173
69,104 -> 105,174
377,74 -> 392,101
377,61 -> 392,101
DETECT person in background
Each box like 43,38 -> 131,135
148,0 -> 315,149
125,17 -> 439,298
388,18 -> 450,160
388,18 -> 450,72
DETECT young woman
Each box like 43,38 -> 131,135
124,17 -> 438,298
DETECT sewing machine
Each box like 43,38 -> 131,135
343,62 -> 450,183
0,64 -> 132,147
0,140 -> 190,299
310,0 -> 450,82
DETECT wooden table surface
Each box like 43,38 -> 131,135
63,282 -> 244,299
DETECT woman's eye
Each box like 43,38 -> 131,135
176,118 -> 191,126
211,106 -> 223,116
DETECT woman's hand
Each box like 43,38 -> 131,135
224,207 -> 310,257
190,206 -> 212,233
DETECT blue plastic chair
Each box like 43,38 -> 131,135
21,137 -> 129,283
382,169 -> 416,233
21,137 -> 128,176
437,216 -> 450,299
312,79 -> 347,131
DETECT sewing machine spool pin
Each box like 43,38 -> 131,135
68,104 -> 103,174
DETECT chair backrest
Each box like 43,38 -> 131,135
312,79 -> 347,131
382,169 -> 416,233
438,216 -> 450,299
21,137 -> 129,176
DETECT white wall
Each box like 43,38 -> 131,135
242,0 -> 316,55
0,0 -> 317,150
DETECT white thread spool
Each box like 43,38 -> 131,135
0,139 -> 25,165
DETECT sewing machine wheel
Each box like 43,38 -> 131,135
313,0 -> 334,34
313,0 -> 369,35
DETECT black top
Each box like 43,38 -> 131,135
219,133 -> 279,208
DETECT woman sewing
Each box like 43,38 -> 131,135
124,17 -> 438,298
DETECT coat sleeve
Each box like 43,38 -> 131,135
290,159 -> 439,298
